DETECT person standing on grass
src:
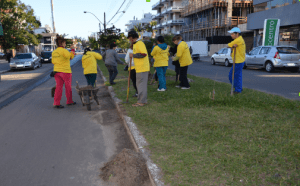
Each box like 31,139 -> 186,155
125,44 -> 138,97
82,48 -> 103,87
128,30 -> 150,107
169,44 -> 180,83
227,27 -> 246,94
172,35 -> 193,90
102,43 -> 126,85
51,35 -> 76,109
151,36 -> 169,91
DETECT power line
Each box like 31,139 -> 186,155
114,0 -> 134,24
107,0 -> 127,24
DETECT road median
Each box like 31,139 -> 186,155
97,59 -> 300,185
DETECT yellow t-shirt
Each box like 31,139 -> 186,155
82,51 -> 102,75
151,45 -> 169,67
177,41 -> 193,67
228,36 -> 246,63
52,47 -> 75,73
133,41 -> 150,73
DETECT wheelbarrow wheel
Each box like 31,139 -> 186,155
85,95 -> 91,111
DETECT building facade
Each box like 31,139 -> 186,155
247,0 -> 300,50
152,0 -> 184,35
125,13 -> 153,38
181,0 -> 253,41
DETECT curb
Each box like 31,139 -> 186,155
0,70 -> 10,82
97,65 -> 164,186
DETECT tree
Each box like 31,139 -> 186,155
98,25 -> 123,49
133,23 -> 144,39
88,36 -> 98,50
115,33 -> 130,52
145,21 -> 157,39
0,0 -> 41,52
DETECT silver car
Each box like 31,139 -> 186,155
245,46 -> 300,72
211,48 -> 233,67
10,53 -> 41,70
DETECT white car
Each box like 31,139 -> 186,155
211,48 -> 233,67
10,53 -> 41,70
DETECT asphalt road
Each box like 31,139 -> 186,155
0,59 -> 9,72
0,57 -> 133,185
168,59 -> 300,101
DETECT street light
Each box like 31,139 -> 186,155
84,11 -> 104,33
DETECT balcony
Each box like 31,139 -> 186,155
166,19 -> 184,25
125,22 -> 131,26
156,24 -> 163,28
162,22 -> 167,26
152,0 -> 164,10
166,6 -> 184,13
161,9 -> 167,15
152,13 -> 163,20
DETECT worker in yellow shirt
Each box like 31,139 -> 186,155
151,36 -> 169,91
128,30 -> 150,107
172,35 -> 193,89
51,35 -> 76,108
81,48 -> 102,87
227,27 -> 246,94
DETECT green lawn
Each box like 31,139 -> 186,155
98,60 -> 300,186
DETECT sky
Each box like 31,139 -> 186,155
21,0 -> 158,40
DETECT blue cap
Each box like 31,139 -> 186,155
228,27 -> 241,33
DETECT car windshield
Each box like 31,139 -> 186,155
14,54 -> 32,59
277,47 -> 300,54
41,52 -> 52,57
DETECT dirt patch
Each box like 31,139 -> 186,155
99,148 -> 151,186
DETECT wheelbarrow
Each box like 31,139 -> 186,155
75,81 -> 100,111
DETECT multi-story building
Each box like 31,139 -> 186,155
181,0 -> 253,41
34,25 -> 57,51
125,13 -> 153,38
152,0 -> 184,35
247,0 -> 300,50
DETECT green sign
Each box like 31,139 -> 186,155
146,0 -> 150,2
262,19 -> 280,46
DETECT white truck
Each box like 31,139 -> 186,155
186,41 -> 208,56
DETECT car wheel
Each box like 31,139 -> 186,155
265,61 -> 274,73
289,67 -> 299,73
225,59 -> 231,67
211,58 -> 215,65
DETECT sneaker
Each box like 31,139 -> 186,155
157,88 -> 166,91
132,93 -> 138,97
181,87 -> 190,90
175,85 -> 181,88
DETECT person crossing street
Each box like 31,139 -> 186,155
227,27 -> 246,94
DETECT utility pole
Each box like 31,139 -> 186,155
104,12 -> 106,34
51,0 -> 56,33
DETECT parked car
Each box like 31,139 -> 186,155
75,50 -> 84,55
40,51 -> 52,63
0,52 -> 6,59
245,46 -> 300,72
211,48 -> 233,67
115,48 -> 123,53
10,53 -> 41,70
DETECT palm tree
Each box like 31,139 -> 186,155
145,21 -> 157,39
133,23 -> 144,39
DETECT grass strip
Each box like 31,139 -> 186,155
98,59 -> 300,186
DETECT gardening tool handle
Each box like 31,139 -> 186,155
231,48 -> 236,96
126,57 -> 132,102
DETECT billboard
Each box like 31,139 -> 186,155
262,19 -> 280,46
